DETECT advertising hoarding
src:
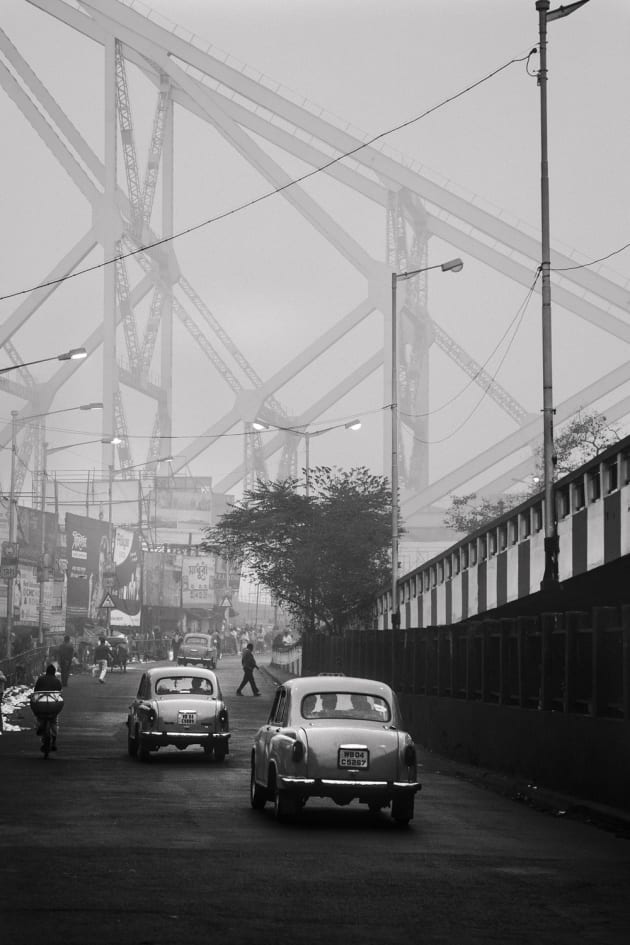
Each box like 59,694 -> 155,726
110,528 -> 142,628
181,556 -> 215,608
142,551 -> 182,608
65,513 -> 111,620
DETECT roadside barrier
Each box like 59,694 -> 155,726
0,646 -> 48,686
270,642 -> 302,676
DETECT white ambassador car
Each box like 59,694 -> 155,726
127,666 -> 230,762
250,675 -> 421,824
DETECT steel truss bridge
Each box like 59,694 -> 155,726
1,0 -> 629,540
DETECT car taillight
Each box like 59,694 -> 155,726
403,744 -> 416,767
139,704 -> 157,723
218,708 -> 229,730
291,741 -> 304,763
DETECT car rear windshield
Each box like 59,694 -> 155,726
184,636 -> 209,646
155,676 -> 214,695
301,692 -> 390,722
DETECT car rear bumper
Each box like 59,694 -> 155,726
278,775 -> 421,798
177,658 -> 216,667
139,731 -> 230,749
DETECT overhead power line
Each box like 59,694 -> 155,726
0,50 -> 533,303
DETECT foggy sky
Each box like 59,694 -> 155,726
1,0 -> 628,510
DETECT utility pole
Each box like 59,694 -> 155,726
536,0 -> 591,590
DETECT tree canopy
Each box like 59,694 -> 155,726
444,410 -> 621,534
201,466 -> 394,633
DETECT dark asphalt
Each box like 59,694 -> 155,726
1,654 -> 630,945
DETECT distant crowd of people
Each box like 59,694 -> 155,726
0,620 -> 300,691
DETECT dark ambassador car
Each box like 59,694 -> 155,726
177,632 -> 217,669
127,666 -> 230,762
250,675 -> 421,825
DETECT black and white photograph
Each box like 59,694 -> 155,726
1,1 -> 629,943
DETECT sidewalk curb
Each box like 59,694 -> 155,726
260,663 -> 630,833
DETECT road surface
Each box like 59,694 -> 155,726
1,654 -> 629,945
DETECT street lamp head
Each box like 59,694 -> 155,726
105,436 -> 122,445
344,419 -> 362,431
440,258 -> 464,273
58,347 -> 88,361
80,402 -> 103,410
251,420 -> 269,432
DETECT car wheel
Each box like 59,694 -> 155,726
368,801 -> 382,815
203,744 -> 213,758
391,796 -> 414,826
127,723 -> 138,758
214,743 -> 227,763
137,735 -> 151,763
272,775 -> 298,822
250,760 -> 267,810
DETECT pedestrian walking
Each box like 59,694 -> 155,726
236,642 -> 261,696
57,635 -> 74,687
93,637 -> 111,684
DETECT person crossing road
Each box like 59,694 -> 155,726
236,643 -> 261,696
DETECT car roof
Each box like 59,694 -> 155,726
283,675 -> 393,698
145,666 -> 217,681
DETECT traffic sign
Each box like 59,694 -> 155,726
220,596 -> 232,608
99,593 -> 116,609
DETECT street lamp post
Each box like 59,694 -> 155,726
252,419 -> 362,496
5,401 -> 103,656
536,0 -> 590,590
390,258 -> 463,630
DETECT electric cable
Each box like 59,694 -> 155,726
0,50 -> 534,303
410,269 -> 540,444
550,240 -> 630,272
399,271 -> 541,420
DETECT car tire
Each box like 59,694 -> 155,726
250,761 -> 267,810
214,743 -> 227,763
391,796 -> 414,826
137,735 -> 151,763
271,772 -> 298,822
127,723 -> 138,758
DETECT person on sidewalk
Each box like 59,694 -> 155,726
236,642 -> 261,696
93,637 -> 111,684
57,635 -> 74,687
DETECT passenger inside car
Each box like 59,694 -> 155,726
155,677 -> 214,695
189,677 -> 213,694
301,694 -> 318,717
348,694 -> 378,719
316,692 -> 342,717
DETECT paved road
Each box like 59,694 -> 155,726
1,654 -> 630,945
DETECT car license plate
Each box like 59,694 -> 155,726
178,711 -> 196,727
338,747 -> 369,769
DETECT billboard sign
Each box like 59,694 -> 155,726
181,556 -> 215,608
110,528 -> 142,628
143,551 -> 182,608
65,513 -> 111,620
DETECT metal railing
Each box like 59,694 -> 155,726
302,606 -> 630,721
